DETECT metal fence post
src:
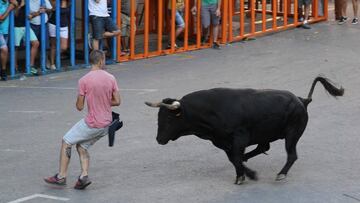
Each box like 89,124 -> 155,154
9,11 -> 15,77
84,0 -> 89,65
25,0 -> 30,74
40,0 -> 46,73
112,0 -> 117,61
70,0 -> 76,66
56,0 -> 61,70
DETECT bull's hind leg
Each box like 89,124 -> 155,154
244,143 -> 270,162
226,133 -> 258,185
276,119 -> 307,181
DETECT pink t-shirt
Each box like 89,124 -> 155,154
78,70 -> 119,128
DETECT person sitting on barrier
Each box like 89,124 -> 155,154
88,0 -> 121,51
120,0 -> 137,55
167,0 -> 185,49
47,0 -> 69,70
191,0 -> 221,50
44,50 -> 121,190
0,0 -> 18,81
13,0 -> 39,78
298,0 -> 311,29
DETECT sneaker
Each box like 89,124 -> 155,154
19,75 -> 27,81
352,18 -> 359,24
74,176 -> 92,190
88,33 -> 93,50
201,36 -> 208,44
44,174 -> 66,186
212,42 -> 221,50
166,43 -> 178,49
338,16 -> 347,25
49,64 -> 56,70
0,69 -> 7,81
301,23 -> 311,29
30,66 -> 38,75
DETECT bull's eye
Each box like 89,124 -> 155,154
176,113 -> 181,117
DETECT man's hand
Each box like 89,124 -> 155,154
76,95 -> 85,111
39,7 -> 46,13
95,0 -> 100,3
0,15 -> 5,22
216,8 -> 221,17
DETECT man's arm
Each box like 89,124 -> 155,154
216,0 -> 221,17
111,91 -> 121,106
76,95 -> 85,111
0,0 -> 18,21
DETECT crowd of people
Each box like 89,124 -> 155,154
0,0 -> 348,81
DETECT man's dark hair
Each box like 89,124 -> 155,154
90,50 -> 105,65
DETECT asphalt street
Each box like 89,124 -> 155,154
0,19 -> 360,203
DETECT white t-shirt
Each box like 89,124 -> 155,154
89,0 -> 110,17
29,0 -> 52,25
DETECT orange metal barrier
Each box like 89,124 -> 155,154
116,0 -> 328,62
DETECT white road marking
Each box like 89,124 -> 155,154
7,194 -> 69,203
8,110 -> 57,114
0,85 -> 158,92
0,149 -> 25,152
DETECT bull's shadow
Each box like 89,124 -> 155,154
146,76 -> 344,185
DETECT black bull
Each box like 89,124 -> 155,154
145,76 -> 344,184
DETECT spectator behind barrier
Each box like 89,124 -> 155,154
338,0 -> 358,24
48,0 -> 70,70
14,0 -> 40,78
0,0 -> 18,81
298,0 -> 312,28
167,0 -> 185,49
29,0 -> 52,41
88,0 -> 121,51
192,0 -> 221,50
120,0 -> 137,55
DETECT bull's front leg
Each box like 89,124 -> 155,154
226,135 -> 258,185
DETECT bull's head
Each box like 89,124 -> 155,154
145,98 -> 189,145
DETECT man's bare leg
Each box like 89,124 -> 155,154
58,140 -> 72,178
76,144 -> 90,178
213,25 -> 219,43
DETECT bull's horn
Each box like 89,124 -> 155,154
145,101 -> 162,108
145,101 -> 181,110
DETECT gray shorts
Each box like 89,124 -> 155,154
298,0 -> 311,7
201,4 -> 220,28
63,119 -> 108,149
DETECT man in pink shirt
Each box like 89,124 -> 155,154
44,50 -> 121,190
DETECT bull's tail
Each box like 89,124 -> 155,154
303,76 -> 344,106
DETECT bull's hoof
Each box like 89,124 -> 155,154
275,174 -> 287,181
245,170 -> 258,181
234,175 -> 246,185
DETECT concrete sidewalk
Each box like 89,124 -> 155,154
0,17 -> 360,203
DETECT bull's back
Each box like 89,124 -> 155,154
181,88 -> 306,141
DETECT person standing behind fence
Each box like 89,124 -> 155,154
298,0 -> 311,29
120,0 -> 137,54
88,0 -> 121,51
338,0 -> 358,24
191,0 -> 221,50
0,0 -> 18,81
48,0 -> 69,70
14,0 -> 39,77
167,0 -> 185,49
44,50 -> 121,190
29,0 -> 52,41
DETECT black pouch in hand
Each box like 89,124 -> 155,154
108,111 -> 123,147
